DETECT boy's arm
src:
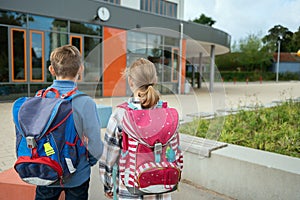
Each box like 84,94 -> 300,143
73,96 -> 103,164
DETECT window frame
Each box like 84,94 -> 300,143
11,28 -> 27,82
30,30 -> 45,82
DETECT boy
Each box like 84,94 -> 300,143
35,45 -> 103,200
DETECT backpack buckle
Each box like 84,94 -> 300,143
154,143 -> 162,163
26,136 -> 37,149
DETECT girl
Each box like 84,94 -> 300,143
99,58 -> 172,200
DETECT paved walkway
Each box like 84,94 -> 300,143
1,81 -> 300,199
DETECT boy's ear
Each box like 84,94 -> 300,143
78,65 -> 84,75
48,65 -> 56,76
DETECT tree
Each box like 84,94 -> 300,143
262,25 -> 294,52
238,34 -> 272,71
192,14 -> 216,26
216,33 -> 272,72
291,26 -> 300,52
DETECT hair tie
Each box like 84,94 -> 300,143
140,83 -> 154,88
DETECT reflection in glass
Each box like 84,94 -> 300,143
45,32 -> 68,81
0,26 -> 9,82
12,29 -> 26,81
128,31 -> 147,43
163,47 -> 172,82
70,22 -> 101,36
147,46 -> 163,82
103,0 -> 120,4
0,10 -> 27,27
165,36 -> 179,46
126,31 -> 180,94
29,15 -> 67,32
147,34 -> 162,45
172,48 -> 179,81
71,36 -> 82,53
127,42 -> 147,54
0,84 -> 28,100
84,37 -> 101,82
30,31 -> 44,81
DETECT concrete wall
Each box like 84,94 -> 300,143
180,134 -> 300,200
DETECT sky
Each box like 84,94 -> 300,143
184,0 -> 300,43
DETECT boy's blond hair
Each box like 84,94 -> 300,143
50,45 -> 82,78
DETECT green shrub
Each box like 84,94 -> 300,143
179,101 -> 300,158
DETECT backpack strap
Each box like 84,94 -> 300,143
157,100 -> 168,108
61,87 -> 78,98
117,100 -> 168,110
36,87 -> 79,99
117,102 -> 131,110
112,164 -> 118,200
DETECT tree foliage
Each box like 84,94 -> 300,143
216,33 -> 272,72
238,34 -> 273,71
192,14 -> 216,26
291,26 -> 300,52
262,25 -> 294,52
216,24 -> 300,73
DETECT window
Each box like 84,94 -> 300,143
45,32 -> 68,81
140,0 -> 177,18
103,0 -> 120,4
0,10 -> 27,27
171,48 -> 179,82
84,37 -> 102,82
70,35 -> 83,54
11,28 -> 27,82
28,15 -> 67,32
30,31 -> 44,82
70,22 -> 102,36
127,31 -> 147,54
0,26 -> 9,82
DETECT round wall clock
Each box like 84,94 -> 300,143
97,7 -> 110,21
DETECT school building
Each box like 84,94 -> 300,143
0,0 -> 231,100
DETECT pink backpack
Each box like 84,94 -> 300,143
118,102 -> 183,195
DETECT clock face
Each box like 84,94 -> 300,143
97,7 -> 110,21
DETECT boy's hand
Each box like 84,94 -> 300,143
105,192 -> 113,199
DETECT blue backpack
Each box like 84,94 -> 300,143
12,87 -> 87,186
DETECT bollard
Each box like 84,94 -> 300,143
260,76 -> 262,84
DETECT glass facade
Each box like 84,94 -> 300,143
0,6 -> 184,100
140,0 -> 177,18
103,0 -> 120,4
127,30 -> 180,94
0,26 -> 9,82
0,9 -> 103,100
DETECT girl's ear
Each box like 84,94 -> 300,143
48,65 -> 56,76
128,76 -> 134,88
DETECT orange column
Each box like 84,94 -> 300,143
103,27 -> 127,97
181,39 -> 187,93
